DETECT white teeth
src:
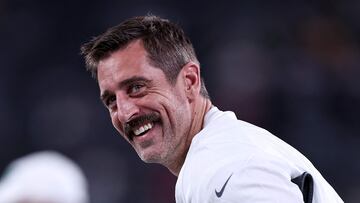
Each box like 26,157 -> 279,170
133,123 -> 153,136
134,129 -> 140,136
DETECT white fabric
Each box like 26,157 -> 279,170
0,151 -> 89,203
176,107 -> 343,203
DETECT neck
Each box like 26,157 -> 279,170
168,97 -> 212,176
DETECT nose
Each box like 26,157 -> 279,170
116,93 -> 139,123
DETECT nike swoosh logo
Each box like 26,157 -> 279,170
215,173 -> 233,198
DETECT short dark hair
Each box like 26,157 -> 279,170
80,15 -> 209,98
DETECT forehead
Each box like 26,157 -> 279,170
97,40 -> 164,88
98,40 -> 146,76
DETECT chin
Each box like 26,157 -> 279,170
138,150 -> 166,164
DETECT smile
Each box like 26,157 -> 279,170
124,113 -> 161,140
133,122 -> 153,136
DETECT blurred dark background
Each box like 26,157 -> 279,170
1,0 -> 359,202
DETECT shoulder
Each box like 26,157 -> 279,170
177,137 -> 306,202
177,150 -> 303,202
206,152 -> 304,202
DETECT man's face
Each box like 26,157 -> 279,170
97,40 -> 192,164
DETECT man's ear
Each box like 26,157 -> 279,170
181,62 -> 201,101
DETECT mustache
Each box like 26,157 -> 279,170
124,113 -> 161,138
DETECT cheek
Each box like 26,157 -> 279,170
167,96 -> 191,128
110,112 -> 122,132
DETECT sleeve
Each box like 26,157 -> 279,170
207,154 -> 304,203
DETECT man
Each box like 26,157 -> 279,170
81,15 -> 343,202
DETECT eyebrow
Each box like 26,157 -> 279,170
100,76 -> 151,101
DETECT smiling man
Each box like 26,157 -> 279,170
95,39 -> 210,173
81,15 -> 343,203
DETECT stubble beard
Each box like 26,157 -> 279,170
136,130 -> 176,166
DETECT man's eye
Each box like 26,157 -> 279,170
128,84 -> 145,95
106,95 -> 116,108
